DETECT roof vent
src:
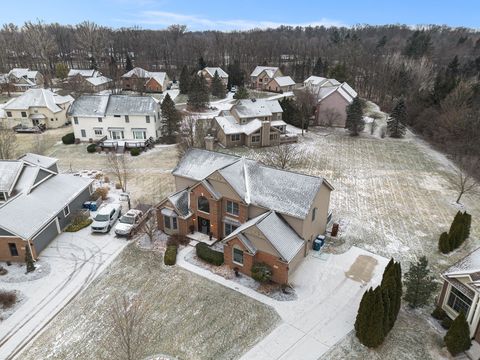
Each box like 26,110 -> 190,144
251,98 -> 256,102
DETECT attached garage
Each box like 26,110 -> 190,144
33,218 -> 60,254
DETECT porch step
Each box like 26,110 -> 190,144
466,340 -> 480,360
186,232 -> 217,246
116,146 -> 125,154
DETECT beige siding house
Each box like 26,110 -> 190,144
7,68 -> 44,91
198,67 -> 228,87
67,69 -> 112,92
213,99 -> 297,148
250,66 -> 283,90
315,82 -> 358,128
0,89 -> 73,129
156,149 -> 334,284
265,76 -> 296,93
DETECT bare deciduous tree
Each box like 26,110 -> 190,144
0,121 -> 16,159
261,144 -> 305,170
450,157 -> 480,204
104,293 -> 149,360
106,153 -> 129,192
294,87 -> 316,136
177,115 -> 212,158
140,209 -> 157,244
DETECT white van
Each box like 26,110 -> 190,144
91,204 -> 122,233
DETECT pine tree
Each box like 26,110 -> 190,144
345,97 -> 364,136
463,212 -> 472,240
179,65 -> 191,94
381,259 -> 402,333
444,312 -> 471,356
198,56 -> 206,70
25,244 -> 35,273
376,35 -> 388,49
233,86 -> 249,99
227,60 -> 245,89
187,74 -> 209,110
387,98 -> 407,138
280,98 -> 302,128
355,287 -> 385,348
55,63 -> 69,79
210,71 -> 226,99
89,56 -> 98,70
125,54 -> 133,72
439,232 -> 450,253
160,93 -> 181,142
403,256 -> 438,308
312,57 -> 324,76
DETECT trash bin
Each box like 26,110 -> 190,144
316,235 -> 326,247
83,201 -> 91,209
313,239 -> 321,251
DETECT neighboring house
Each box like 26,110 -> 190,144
0,89 -> 74,129
121,67 -> 170,93
198,67 -> 229,87
213,98 -> 297,148
265,76 -> 296,93
0,153 -> 93,262
68,94 -> 161,148
156,149 -> 334,284
315,82 -> 358,127
7,68 -> 44,91
67,69 -> 112,92
437,247 -> 480,349
250,66 -> 283,90
304,76 -> 340,89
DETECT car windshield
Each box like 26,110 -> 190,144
119,215 -> 135,225
94,214 -> 110,222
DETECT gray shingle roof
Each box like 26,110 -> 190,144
69,94 -> 158,117
4,89 -> 73,113
174,149 -> 329,219
19,153 -> 58,169
233,99 -> 282,119
250,66 -> 279,78
168,188 -> 189,217
444,247 -> 480,276
0,162 -> 23,193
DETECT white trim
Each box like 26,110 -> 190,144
232,246 -> 244,267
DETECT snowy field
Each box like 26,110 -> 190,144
20,245 -> 279,360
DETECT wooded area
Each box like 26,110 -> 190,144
1,21 -> 480,172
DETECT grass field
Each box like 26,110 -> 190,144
20,245 -> 279,360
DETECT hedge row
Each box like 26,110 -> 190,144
87,144 -> 97,153
164,245 -> 178,265
196,243 -> 224,266
65,218 -> 93,232
62,132 -> 75,145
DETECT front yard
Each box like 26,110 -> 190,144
20,245 -> 280,360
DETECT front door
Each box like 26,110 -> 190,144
197,217 -> 210,235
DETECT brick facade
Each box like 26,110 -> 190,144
0,237 -> 37,262
224,236 -> 290,284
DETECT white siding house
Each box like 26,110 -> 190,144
69,94 -> 161,144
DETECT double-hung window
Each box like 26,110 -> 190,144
226,200 -> 239,216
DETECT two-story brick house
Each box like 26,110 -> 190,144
157,149 -> 334,284
213,98 -> 297,148
198,67 -> 228,88
250,66 -> 283,90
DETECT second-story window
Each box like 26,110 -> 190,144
226,200 -> 239,216
6,111 -> 12,117
125,115 -> 129,123
198,196 -> 210,213
98,117 -> 102,123
21,111 -> 27,117
146,115 -> 150,123
74,117 -> 78,125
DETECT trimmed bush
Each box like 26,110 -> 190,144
431,306 -> 447,321
0,290 -> 17,308
251,262 -> 273,283
130,148 -> 141,156
62,132 -> 75,145
441,317 -> 453,330
65,218 -> 93,232
444,312 -> 471,355
94,187 -> 109,200
196,242 -> 224,266
87,143 -> 97,153
164,245 -> 178,265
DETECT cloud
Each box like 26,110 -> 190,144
118,10 -> 346,31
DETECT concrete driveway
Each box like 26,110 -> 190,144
0,227 -> 128,360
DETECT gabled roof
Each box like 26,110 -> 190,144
167,188 -> 190,217
202,67 -> 228,78
251,66 -> 280,78
174,149 -> 332,219
3,89 -> 73,113
270,76 -> 295,87
215,116 -> 262,135
122,67 -> 167,86
122,67 -> 150,78
85,75 -> 112,86
0,161 -> 23,193
233,99 -> 282,119
19,153 -> 58,169
444,247 -> 480,277
68,94 -> 158,117
8,68 -> 39,80
316,82 -> 357,104
68,69 -> 98,78
224,210 -> 304,262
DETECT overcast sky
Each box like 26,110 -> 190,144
1,0 -> 478,31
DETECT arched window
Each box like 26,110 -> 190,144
312,207 -> 317,222
198,196 -> 210,213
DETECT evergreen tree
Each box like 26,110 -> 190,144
160,93 -> 181,142
198,56 -> 206,70
227,60 -> 245,89
355,287 -> 385,348
444,312 -> 471,356
345,97 -> 364,136
403,256 -> 438,308
25,244 -> 35,273
280,98 -> 303,128
328,62 -> 348,82
376,35 -> 388,49
387,98 -> 407,138
312,57 -> 324,76
381,259 -> 402,333
179,65 -> 191,94
187,74 -> 209,110
89,56 -> 97,70
233,86 -> 249,99
404,30 -> 433,58
210,71 -> 226,99
439,232 -> 450,253
55,63 -> 69,79
125,54 -> 133,72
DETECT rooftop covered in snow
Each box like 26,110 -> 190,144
232,99 -> 283,119
68,94 -> 158,117
3,89 -> 73,113
250,66 -> 280,78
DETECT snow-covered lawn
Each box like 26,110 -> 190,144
0,225 -> 127,359
20,245 -> 279,360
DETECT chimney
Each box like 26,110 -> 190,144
261,121 -> 270,147
205,134 -> 215,151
